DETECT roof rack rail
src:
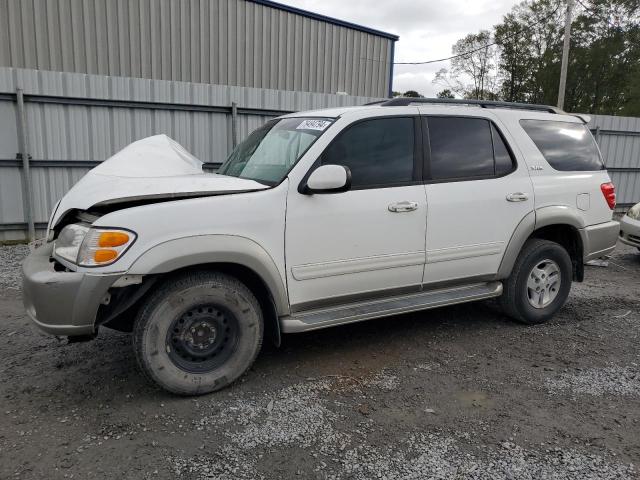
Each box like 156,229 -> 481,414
377,97 -> 563,114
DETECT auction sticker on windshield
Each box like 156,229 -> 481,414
296,119 -> 332,131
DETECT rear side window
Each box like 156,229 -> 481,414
492,124 -> 514,176
321,117 -> 415,188
427,117 -> 515,180
520,119 -> 604,171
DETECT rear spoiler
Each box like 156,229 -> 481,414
572,113 -> 591,124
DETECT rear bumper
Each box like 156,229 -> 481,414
22,243 -> 121,336
619,215 -> 640,248
581,220 -> 619,261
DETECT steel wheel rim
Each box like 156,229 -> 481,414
165,304 -> 239,373
526,259 -> 561,309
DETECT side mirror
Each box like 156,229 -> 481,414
302,164 -> 351,194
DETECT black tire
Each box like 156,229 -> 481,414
499,239 -> 572,325
133,271 -> 263,395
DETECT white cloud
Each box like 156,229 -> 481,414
280,0 -> 520,96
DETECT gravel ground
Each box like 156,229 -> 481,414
1,242 -> 639,479
0,244 -> 30,291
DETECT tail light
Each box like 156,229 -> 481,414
600,182 -> 616,210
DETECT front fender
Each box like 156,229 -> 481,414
127,234 -> 290,315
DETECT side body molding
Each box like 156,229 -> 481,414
127,235 -> 290,315
497,206 -> 586,279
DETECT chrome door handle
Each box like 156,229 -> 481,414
506,192 -> 529,202
388,201 -> 419,212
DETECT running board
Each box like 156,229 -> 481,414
280,281 -> 503,333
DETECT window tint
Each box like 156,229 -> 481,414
520,119 -> 604,171
428,117 -> 495,179
321,117 -> 415,187
492,124 -> 515,176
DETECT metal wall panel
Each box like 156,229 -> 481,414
2,67 -> 639,242
0,67 -> 379,241
0,0 -> 394,98
588,114 -> 640,207
609,171 -> 640,206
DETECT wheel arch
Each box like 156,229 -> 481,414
102,235 -> 289,346
498,207 -> 585,281
127,234 -> 289,315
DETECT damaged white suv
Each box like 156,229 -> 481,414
23,98 -> 619,395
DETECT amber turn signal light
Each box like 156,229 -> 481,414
98,231 -> 130,248
94,249 -> 118,263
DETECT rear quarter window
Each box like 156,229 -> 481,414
520,119 -> 605,171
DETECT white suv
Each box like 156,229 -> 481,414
22,98 -> 619,395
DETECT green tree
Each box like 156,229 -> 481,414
433,30 -> 500,100
403,90 -> 423,98
493,0 -> 563,105
436,89 -> 456,99
445,0 -> 640,115
566,0 -> 640,114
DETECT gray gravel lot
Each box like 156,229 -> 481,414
0,243 -> 639,479
0,244 -> 30,291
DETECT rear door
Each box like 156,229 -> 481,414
421,114 -> 534,284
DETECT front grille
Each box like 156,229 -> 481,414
629,234 -> 640,243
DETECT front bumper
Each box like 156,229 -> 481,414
581,220 -> 619,261
619,215 -> 640,248
22,243 -> 121,336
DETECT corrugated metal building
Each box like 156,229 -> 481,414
0,67 -> 379,242
1,1 -> 639,243
2,70 -> 636,243
0,0 -> 398,98
0,0 -> 396,242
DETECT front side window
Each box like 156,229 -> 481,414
428,117 -> 514,180
321,117 -> 415,188
520,119 -> 604,171
219,117 -> 333,184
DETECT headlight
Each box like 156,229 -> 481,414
54,224 -> 136,266
54,223 -> 90,263
627,203 -> 640,220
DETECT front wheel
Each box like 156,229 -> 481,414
499,239 -> 573,324
133,272 -> 263,395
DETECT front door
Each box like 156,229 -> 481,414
285,116 -> 427,311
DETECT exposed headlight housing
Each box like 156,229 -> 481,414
627,203 -> 640,220
54,223 -> 90,263
54,224 -> 136,267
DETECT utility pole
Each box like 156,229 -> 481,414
557,0 -> 574,110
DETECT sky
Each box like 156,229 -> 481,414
281,0 -> 521,97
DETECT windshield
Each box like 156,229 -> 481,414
218,117 -> 334,185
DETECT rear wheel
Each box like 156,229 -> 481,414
499,239 -> 572,324
133,271 -> 263,395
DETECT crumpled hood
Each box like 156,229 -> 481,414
52,135 -> 267,225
